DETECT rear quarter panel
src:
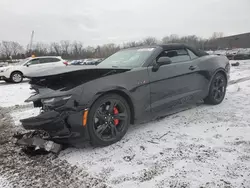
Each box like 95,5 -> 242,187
197,54 -> 229,94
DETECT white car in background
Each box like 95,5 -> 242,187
0,56 -> 68,83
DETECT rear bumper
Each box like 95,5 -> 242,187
20,109 -> 90,146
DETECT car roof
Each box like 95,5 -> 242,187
124,43 -> 208,57
31,56 -> 62,59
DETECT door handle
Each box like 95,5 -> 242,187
189,65 -> 197,70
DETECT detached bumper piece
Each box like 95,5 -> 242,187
14,131 -> 63,155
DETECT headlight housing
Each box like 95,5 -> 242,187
0,67 -> 10,72
41,95 -> 72,108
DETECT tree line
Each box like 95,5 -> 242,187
0,32 -> 224,61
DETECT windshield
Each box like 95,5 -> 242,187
98,48 -> 155,68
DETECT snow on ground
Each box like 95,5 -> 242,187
10,107 -> 41,128
230,60 -> 250,81
0,80 -> 32,107
0,176 -> 13,188
59,80 -> 250,187
1,60 -> 250,187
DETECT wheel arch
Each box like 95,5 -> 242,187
89,89 -> 135,125
208,68 -> 228,89
11,70 -> 23,76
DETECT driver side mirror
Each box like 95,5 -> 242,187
26,62 -> 31,67
157,57 -> 172,66
152,57 -> 172,72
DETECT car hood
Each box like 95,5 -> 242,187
25,65 -> 130,78
0,64 -> 15,69
25,65 -> 131,103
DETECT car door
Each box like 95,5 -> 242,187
39,58 -> 62,68
22,58 -> 42,75
148,47 -> 204,114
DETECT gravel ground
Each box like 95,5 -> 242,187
0,107 -> 108,188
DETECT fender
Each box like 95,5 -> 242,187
86,86 -> 135,124
207,68 -> 228,90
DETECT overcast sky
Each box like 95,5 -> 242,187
0,0 -> 249,46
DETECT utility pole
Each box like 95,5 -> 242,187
29,30 -> 34,53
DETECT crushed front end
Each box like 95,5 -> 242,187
16,72 -> 93,154
15,67 -> 128,154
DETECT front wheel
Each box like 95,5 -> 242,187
204,72 -> 227,105
10,72 -> 23,83
87,94 -> 131,146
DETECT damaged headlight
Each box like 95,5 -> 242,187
41,95 -> 72,108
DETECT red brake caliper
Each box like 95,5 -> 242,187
113,107 -> 119,126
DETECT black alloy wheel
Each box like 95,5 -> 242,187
204,72 -> 227,105
87,94 -> 130,146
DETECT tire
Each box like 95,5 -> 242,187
87,93 -> 131,146
10,71 -> 23,83
204,72 -> 227,105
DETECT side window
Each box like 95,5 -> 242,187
27,59 -> 40,65
158,49 -> 191,63
40,58 -> 60,63
49,58 -> 61,62
40,58 -> 51,64
187,49 -> 198,60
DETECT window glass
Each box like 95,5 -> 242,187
40,58 -> 60,63
49,58 -> 60,62
187,49 -> 198,59
98,48 -> 155,68
27,59 -> 40,65
159,49 -> 190,63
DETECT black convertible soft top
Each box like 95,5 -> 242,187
159,43 -> 208,57
125,43 -> 208,57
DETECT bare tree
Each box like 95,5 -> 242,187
123,41 -> 143,48
32,42 -> 49,56
142,37 -> 158,45
60,40 -> 71,57
72,41 -> 84,58
51,42 -> 62,56
11,42 -> 24,56
98,43 -> 120,58
162,36 -> 170,44
1,41 -> 12,58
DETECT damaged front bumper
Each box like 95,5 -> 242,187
19,108 -> 90,147
18,87 -> 90,152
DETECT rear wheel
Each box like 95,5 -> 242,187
10,72 -> 23,83
87,94 -> 131,146
204,72 -> 227,105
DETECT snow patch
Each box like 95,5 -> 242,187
0,176 -> 13,188
0,81 -> 31,107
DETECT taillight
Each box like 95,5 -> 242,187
63,61 -> 68,66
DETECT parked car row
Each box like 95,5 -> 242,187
206,48 -> 250,60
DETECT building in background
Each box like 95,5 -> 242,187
207,32 -> 250,50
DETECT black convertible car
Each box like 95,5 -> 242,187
21,44 -> 230,147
